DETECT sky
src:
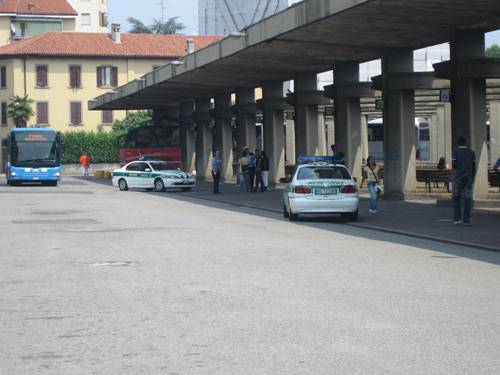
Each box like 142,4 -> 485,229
108,0 -> 500,45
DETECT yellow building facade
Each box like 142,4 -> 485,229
0,32 -> 221,144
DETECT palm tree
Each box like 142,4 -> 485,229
150,17 -> 185,34
7,95 -> 34,128
127,16 -> 185,35
127,17 -> 151,34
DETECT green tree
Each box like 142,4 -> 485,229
7,95 -> 35,128
486,44 -> 500,58
112,110 -> 153,135
127,17 -> 151,34
127,16 -> 185,34
150,17 -> 185,34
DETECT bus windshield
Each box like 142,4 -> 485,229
11,131 -> 60,167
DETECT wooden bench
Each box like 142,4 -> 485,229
490,170 -> 500,189
417,169 -> 451,193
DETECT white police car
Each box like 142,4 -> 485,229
112,160 -> 196,192
282,156 -> 359,221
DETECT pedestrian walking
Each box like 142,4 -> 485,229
248,151 -> 257,192
360,155 -> 381,214
254,149 -> 263,192
79,152 -> 91,179
239,148 -> 250,192
452,137 -> 476,226
212,150 -> 222,194
259,150 -> 270,192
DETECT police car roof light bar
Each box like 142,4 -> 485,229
297,155 -> 344,164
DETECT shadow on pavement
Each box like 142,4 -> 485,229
79,176 -> 500,266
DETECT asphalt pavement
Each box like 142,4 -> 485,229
1,176 -> 500,374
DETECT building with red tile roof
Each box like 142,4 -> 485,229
0,30 -> 222,140
0,0 -> 77,16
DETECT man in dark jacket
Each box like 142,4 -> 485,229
452,137 -> 476,226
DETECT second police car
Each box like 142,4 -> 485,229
112,159 -> 196,192
282,156 -> 359,221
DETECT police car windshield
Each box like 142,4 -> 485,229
297,166 -> 351,180
151,162 -> 170,171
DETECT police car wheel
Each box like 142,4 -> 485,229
288,208 -> 298,221
283,205 -> 289,218
350,210 -> 359,222
154,178 -> 165,192
118,178 -> 128,191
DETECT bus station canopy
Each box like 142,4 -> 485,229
89,0 -> 500,110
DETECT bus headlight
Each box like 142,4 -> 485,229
10,171 -> 17,176
54,172 -> 61,177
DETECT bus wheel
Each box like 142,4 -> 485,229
154,178 -> 165,192
118,178 -> 128,191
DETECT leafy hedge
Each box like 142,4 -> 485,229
62,131 -> 120,164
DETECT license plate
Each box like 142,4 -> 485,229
32,177 -> 39,181
315,188 -> 337,195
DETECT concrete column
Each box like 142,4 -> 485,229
179,101 -> 196,172
194,98 -> 212,180
450,30 -> 488,198
262,81 -> 286,183
430,113 -> 439,164
490,101 -> 500,163
214,93 -> 234,181
317,106 -> 327,155
360,115 -> 369,163
435,103 -> 453,165
235,88 -> 257,153
382,48 -> 416,198
294,72 -> 321,156
285,115 -> 295,165
334,61 -> 363,180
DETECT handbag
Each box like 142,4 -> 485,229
368,166 -> 382,195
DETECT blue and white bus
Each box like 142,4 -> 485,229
4,128 -> 62,186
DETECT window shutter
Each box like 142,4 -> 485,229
111,67 -> 118,87
76,66 -> 81,87
1,102 -> 7,125
37,102 -> 48,124
37,66 -> 47,87
1,66 -> 6,88
96,67 -> 102,87
71,102 -> 82,125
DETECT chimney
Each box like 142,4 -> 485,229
111,23 -> 121,44
186,38 -> 195,54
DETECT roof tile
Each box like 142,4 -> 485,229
0,0 -> 77,16
0,32 -> 222,58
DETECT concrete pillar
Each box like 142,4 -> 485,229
179,101 -> 196,172
294,72 -> 321,157
382,48 -> 416,198
334,61 -> 363,180
326,117 -> 335,156
262,81 -> 286,183
235,88 -> 257,153
490,101 -> 500,163
360,115 -> 369,163
317,106 -> 327,155
450,30 -> 488,198
214,93 -> 234,181
285,116 -> 295,165
194,98 -> 212,180
430,113 -> 439,164
435,103 -> 453,165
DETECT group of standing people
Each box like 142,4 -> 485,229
238,147 -> 269,193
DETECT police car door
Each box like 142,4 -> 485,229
125,162 -> 142,187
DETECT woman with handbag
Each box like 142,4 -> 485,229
360,156 -> 381,214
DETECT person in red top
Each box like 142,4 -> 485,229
79,152 -> 91,178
